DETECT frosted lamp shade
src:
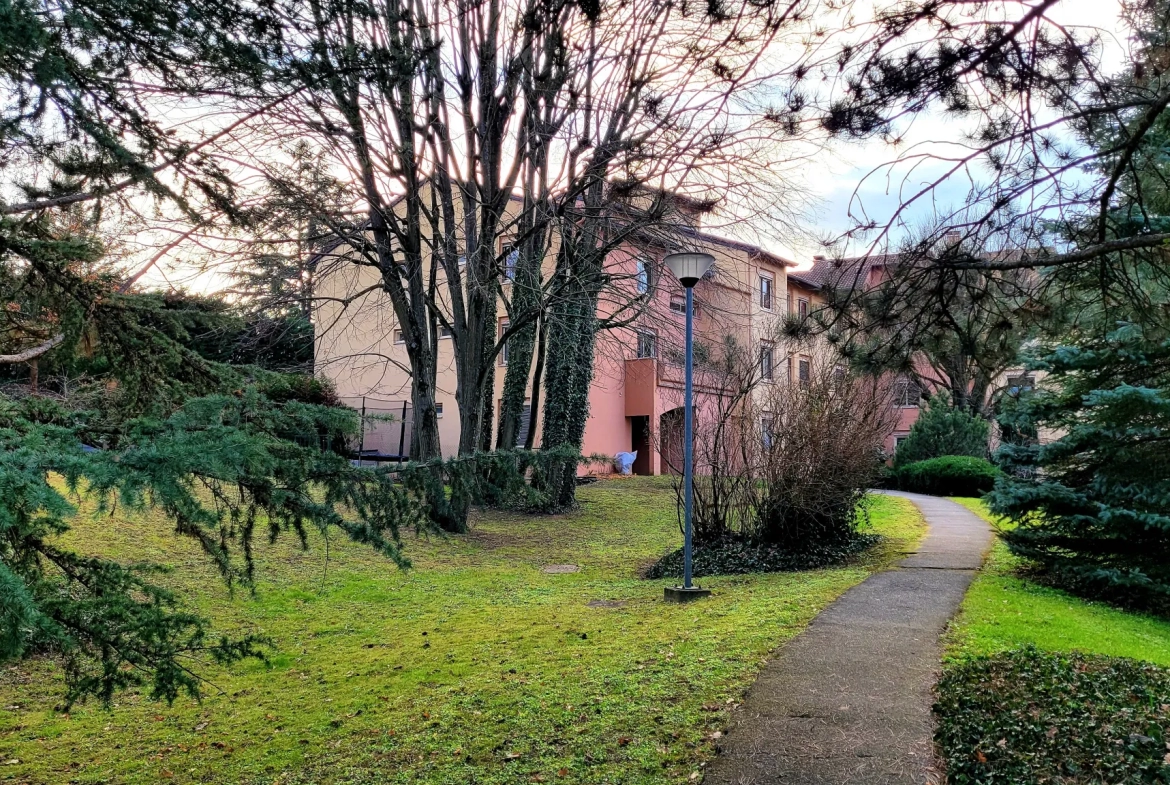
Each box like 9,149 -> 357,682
663,252 -> 715,288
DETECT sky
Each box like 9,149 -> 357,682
779,0 -> 1132,270
133,0 -> 1132,288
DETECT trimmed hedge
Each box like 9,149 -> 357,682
894,455 -> 1000,497
935,647 -> 1170,784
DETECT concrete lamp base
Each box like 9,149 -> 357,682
664,586 -> 712,603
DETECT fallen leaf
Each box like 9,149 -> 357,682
504,752 -> 522,761
975,750 -> 987,764
617,737 -> 631,746
160,771 -> 174,779
558,768 -> 569,777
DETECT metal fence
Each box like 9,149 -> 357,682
340,396 -> 412,467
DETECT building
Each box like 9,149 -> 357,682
312,196 -> 804,474
789,252 -> 1041,453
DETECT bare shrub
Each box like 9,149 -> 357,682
662,335 -> 760,546
748,356 -> 898,550
664,341 -> 897,555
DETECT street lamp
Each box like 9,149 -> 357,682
662,251 -> 715,603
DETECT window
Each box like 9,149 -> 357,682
670,296 -> 687,314
761,414 -> 774,449
760,342 -> 775,381
636,258 -> 652,294
832,364 -> 847,388
499,319 -> 510,365
438,324 -> 453,339
502,244 -> 519,280
1006,374 -> 1036,397
517,403 -> 532,447
636,330 -> 657,359
435,402 -> 444,418
759,275 -> 773,310
893,377 -> 922,408
785,355 -> 794,382
457,254 -> 467,267
797,298 -> 809,319
798,357 -> 811,388
394,330 -> 405,345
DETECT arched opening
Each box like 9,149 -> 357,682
659,406 -> 685,475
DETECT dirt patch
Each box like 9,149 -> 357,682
541,564 -> 580,574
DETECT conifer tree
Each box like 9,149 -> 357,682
989,326 -> 1170,612
893,392 -> 990,468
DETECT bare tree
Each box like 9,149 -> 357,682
223,0 -> 813,470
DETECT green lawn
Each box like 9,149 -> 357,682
943,497 -> 1170,665
0,479 -> 923,785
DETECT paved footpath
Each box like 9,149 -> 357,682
703,492 -> 993,785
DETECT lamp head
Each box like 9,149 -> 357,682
663,252 -> 715,289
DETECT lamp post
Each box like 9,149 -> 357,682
662,251 -> 715,603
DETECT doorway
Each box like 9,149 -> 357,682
631,416 -> 652,476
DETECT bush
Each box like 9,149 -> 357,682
895,455 -> 1000,496
935,647 -> 1170,784
894,391 -> 990,468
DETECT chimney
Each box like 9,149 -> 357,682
943,229 -> 962,246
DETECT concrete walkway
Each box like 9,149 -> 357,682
703,492 -> 993,785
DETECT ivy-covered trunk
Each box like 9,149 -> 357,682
539,283 -> 599,508
497,231 -> 544,450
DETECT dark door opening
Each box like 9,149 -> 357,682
631,416 -> 651,476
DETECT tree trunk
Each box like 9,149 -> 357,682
523,311 -> 547,450
540,290 -> 598,508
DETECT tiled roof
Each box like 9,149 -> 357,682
787,253 -> 899,292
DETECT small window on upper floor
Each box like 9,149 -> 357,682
893,377 -> 922,408
499,319 -> 510,365
636,258 -> 652,294
670,296 -> 687,314
394,329 -> 405,345
798,357 -> 811,388
435,402 -> 444,418
797,298 -> 809,319
438,324 -> 453,339
759,275 -> 773,311
502,244 -> 519,281
636,330 -> 657,359
760,342 -> 775,381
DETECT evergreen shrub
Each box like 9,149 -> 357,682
895,455 -> 1001,497
894,392 -> 990,468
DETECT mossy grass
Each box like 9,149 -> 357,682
0,479 -> 923,784
943,497 -> 1170,665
